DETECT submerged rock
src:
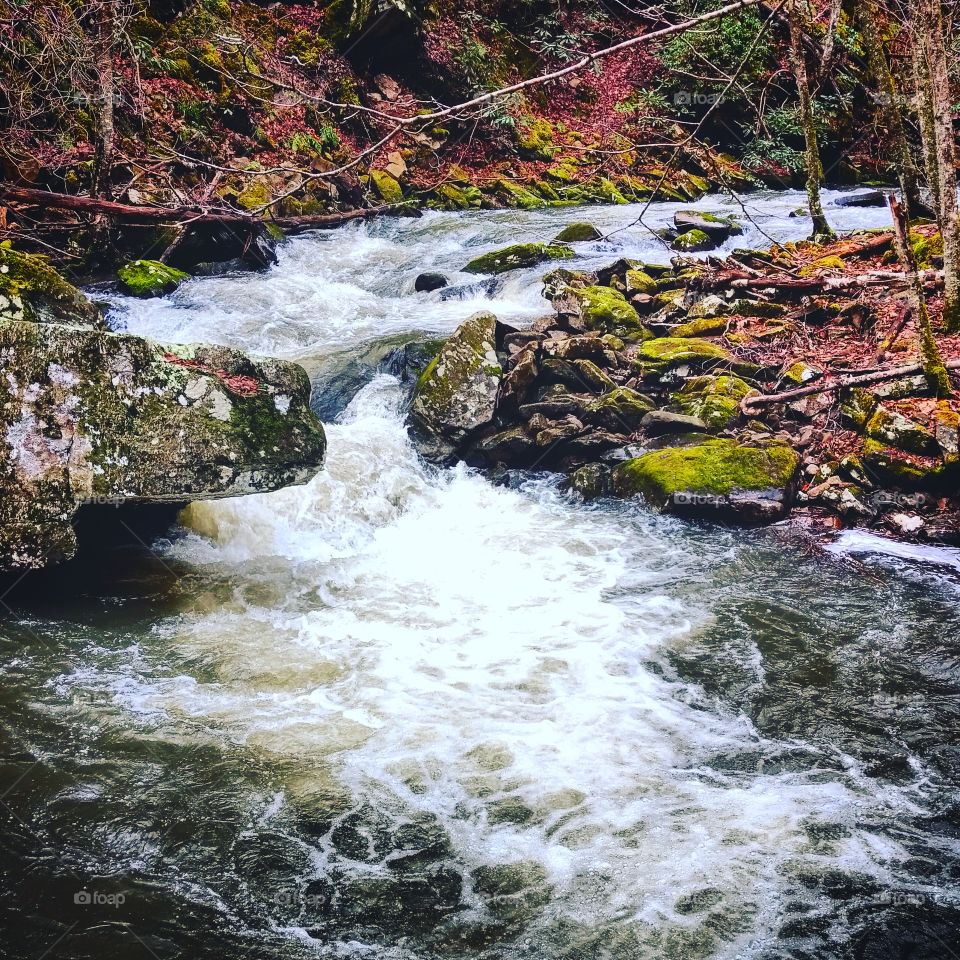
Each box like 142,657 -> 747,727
463,243 -> 573,275
0,250 -> 326,572
415,272 -> 449,292
612,438 -> 799,524
409,311 -> 502,460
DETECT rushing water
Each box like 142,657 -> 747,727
2,191 -> 960,960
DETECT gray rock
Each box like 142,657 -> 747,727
641,410 -> 708,436
673,210 -> 743,242
415,272 -> 449,292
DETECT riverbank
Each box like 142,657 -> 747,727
407,212 -> 960,544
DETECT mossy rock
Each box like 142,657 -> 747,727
672,316 -> 728,338
432,182 -> 482,210
673,374 -> 751,430
553,222 -> 602,243
612,438 -> 799,524
840,387 -> 878,429
235,179 -> 272,211
862,438 -> 943,489
781,361 -> 822,386
370,169 -> 404,204
463,243 -> 573,275
586,387 -> 655,432
671,229 -> 714,252
637,337 -> 732,367
544,162 -> 579,183
865,406 -> 939,456
0,245 -> 104,328
625,269 -> 657,295
516,117 -> 556,160
409,311 -> 503,460
117,260 -> 190,298
494,179 -> 546,209
798,255 -> 845,277
728,298 -> 786,319
570,285 -> 649,337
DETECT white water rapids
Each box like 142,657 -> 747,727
60,190 -> 957,957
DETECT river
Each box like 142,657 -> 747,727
2,190 -> 959,959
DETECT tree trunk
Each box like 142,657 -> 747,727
788,0 -> 833,239
91,1 -> 117,200
888,193 -> 951,396
911,32 -> 942,216
916,0 -> 960,331
858,4 -> 924,218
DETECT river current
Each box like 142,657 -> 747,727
2,191 -> 959,959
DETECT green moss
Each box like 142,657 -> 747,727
782,361 -> 822,385
840,387 -> 878,429
625,270 -> 657,295
117,260 -> 190,298
909,229 -> 943,268
516,117 -> 556,160
236,180 -> 271,211
728,298 -> 786,318
545,161 -> 579,183
0,245 -> 103,327
673,374 -> 752,430
370,169 -> 404,204
672,317 -> 728,338
862,438 -> 940,488
432,182 -> 482,210
612,439 -> 799,503
638,337 -> 732,365
671,229 -> 713,252
798,255 -> 845,277
494,179 -> 545,209
571,285 -> 649,336
865,407 -> 938,455
553,222 -> 602,243
463,242 -> 573,275
587,387 -> 655,431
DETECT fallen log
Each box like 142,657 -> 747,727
695,268 -> 943,295
741,358 -> 960,413
0,183 -> 409,230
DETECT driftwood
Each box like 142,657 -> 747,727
0,183 -> 409,230
741,358 -> 960,413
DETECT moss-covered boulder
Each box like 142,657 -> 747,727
625,269 -> 657,296
671,229 -> 714,252
636,337 -> 733,370
463,243 -> 573,275
1,245 -> 104,328
865,405 -> 939,456
409,311 -> 502,460
370,169 -> 404,203
568,285 -> 650,338
553,222 -> 602,243
861,438 -> 943,489
611,438 -> 800,524
671,316 -> 728,338
117,259 -> 190,298
585,387 -> 655,432
494,180 -> 546,210
0,249 -> 326,572
673,374 -> 752,430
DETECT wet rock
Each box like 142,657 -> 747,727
640,410 -> 708,436
671,229 -> 715,252
585,387 -> 655,432
611,438 -> 800,524
865,406 -> 939,456
568,462 -> 610,500
410,311 -> 503,460
497,347 -> 538,415
519,392 -> 592,420
463,243 -> 573,275
415,272 -> 449,292
674,209 -> 743,242
834,189 -> 886,207
552,222 -> 602,243
1,245 -> 104,328
474,426 -> 535,465
1,315 -> 326,572
565,285 -> 650,338
541,357 -> 616,393
117,259 -> 190,298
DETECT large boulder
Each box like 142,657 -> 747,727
1,246 -> 104,328
611,438 -> 799,524
409,311 -> 502,460
0,251 -> 326,572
